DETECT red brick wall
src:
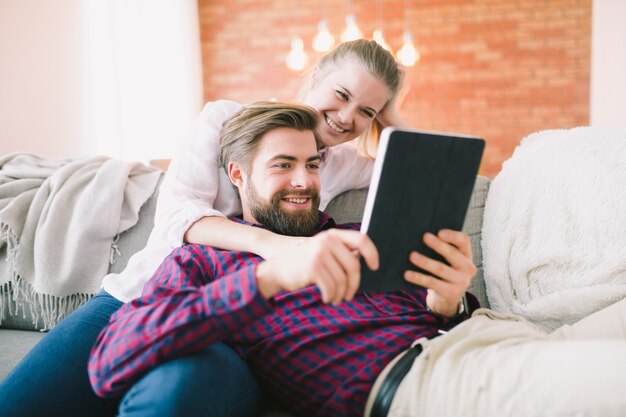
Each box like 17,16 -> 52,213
198,0 -> 591,177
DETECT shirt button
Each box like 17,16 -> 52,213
231,290 -> 242,301
213,299 -> 225,309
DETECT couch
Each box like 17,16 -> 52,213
0,171 -> 491,416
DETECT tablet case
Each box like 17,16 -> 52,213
359,128 -> 485,293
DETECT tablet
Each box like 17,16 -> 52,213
359,127 -> 485,293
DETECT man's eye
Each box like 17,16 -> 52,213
307,163 -> 320,170
274,163 -> 290,169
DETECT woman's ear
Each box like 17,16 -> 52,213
227,162 -> 245,188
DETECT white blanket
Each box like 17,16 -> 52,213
0,153 -> 162,329
482,127 -> 626,331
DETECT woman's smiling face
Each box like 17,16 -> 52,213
303,59 -> 391,148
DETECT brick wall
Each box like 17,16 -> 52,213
198,0 -> 591,177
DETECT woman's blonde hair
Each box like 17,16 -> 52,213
297,39 -> 402,158
219,101 -> 320,174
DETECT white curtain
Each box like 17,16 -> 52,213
83,0 -> 203,162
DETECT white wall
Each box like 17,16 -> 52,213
0,0 -> 86,159
0,0 -> 203,162
1,1 -> 624,162
590,0 -> 626,127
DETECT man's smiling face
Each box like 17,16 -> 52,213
240,127 -> 321,236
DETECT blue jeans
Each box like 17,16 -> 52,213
0,290 -> 260,417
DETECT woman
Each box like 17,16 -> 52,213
0,40 -> 406,417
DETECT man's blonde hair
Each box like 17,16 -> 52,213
219,101 -> 320,174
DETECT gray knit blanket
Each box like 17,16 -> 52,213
0,153 -> 162,329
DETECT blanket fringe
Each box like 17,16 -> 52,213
0,222 -> 94,331
109,233 -> 121,265
1,275 -> 94,331
0,221 -> 19,326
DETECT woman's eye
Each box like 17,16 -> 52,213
336,90 -> 349,101
361,109 -> 375,118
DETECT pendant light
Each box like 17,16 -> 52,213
397,31 -> 419,66
340,14 -> 363,42
286,37 -> 308,71
285,0 -> 308,71
313,19 -> 335,52
396,0 -> 419,66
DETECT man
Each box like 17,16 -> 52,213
89,102 -> 626,417
88,101 -> 476,416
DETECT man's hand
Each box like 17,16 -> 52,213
256,229 -> 379,305
403,230 -> 477,318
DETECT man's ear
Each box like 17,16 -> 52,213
227,162 -> 245,189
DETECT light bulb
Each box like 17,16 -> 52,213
372,29 -> 392,53
313,20 -> 335,52
396,31 -> 419,67
340,14 -> 363,42
286,37 -> 308,71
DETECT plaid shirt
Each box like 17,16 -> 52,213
89,213 -> 465,417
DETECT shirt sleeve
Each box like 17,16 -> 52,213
153,100 -> 244,247
319,142 -> 375,210
88,245 -> 272,398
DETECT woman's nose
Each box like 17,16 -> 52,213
338,107 -> 354,124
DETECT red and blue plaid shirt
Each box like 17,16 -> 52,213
89,213 -> 470,417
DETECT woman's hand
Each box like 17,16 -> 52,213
403,229 -> 477,318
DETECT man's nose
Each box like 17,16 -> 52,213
290,167 -> 314,188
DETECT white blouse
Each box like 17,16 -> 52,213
102,100 -> 375,302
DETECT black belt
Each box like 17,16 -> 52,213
370,344 -> 423,417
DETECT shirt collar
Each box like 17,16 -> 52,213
319,147 -> 328,161
231,211 -> 336,236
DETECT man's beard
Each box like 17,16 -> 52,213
246,182 -> 320,236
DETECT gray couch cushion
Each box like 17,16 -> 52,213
463,176 -> 490,308
0,329 -> 46,381
324,188 -> 368,223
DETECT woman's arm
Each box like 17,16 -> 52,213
155,100 -> 242,247
184,216 -> 308,259
156,100 -> 308,258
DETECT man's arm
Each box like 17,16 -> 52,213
89,227 -> 378,398
88,246 -> 272,398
